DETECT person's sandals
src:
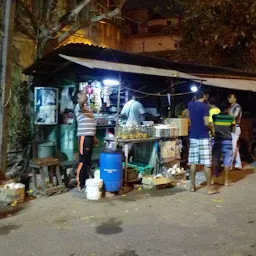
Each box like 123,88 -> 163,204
207,189 -> 220,195
190,186 -> 196,192
224,181 -> 233,186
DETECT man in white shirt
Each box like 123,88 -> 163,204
228,93 -> 242,170
121,95 -> 145,125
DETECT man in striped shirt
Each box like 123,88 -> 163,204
75,90 -> 97,190
212,104 -> 235,186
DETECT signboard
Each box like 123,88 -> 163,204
34,87 -> 58,125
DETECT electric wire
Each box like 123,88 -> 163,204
63,78 -> 198,97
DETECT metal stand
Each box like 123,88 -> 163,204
114,73 -> 122,150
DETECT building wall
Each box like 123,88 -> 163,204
61,22 -> 122,50
127,35 -> 180,54
123,8 -> 181,54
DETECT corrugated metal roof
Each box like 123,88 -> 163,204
23,43 -> 256,80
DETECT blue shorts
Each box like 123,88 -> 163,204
212,140 -> 233,167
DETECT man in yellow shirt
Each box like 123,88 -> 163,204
208,97 -> 221,138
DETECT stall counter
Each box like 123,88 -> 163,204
105,136 -> 181,186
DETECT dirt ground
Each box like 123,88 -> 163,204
0,165 -> 256,256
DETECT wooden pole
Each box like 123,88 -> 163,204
0,0 -> 16,174
170,79 -> 176,118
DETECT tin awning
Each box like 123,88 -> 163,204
203,78 -> 256,92
59,54 -> 256,92
59,54 -> 204,81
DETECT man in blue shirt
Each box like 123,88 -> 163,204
188,90 -> 218,195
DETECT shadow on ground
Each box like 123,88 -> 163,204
0,204 -> 27,220
96,217 -> 123,235
0,224 -> 22,236
118,187 -> 186,202
73,185 -> 187,206
230,168 -> 255,183
196,168 -> 255,192
70,164 -> 256,202
244,161 -> 256,169
112,250 -> 140,256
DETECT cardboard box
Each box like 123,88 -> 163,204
0,185 -> 25,203
142,175 -> 175,190
165,118 -> 189,136
127,167 -> 138,181
159,141 -> 176,159
142,176 -> 154,190
152,176 -> 173,186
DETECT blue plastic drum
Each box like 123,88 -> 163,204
100,149 -> 123,192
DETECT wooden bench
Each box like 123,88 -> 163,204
59,160 -> 77,187
30,157 -> 65,196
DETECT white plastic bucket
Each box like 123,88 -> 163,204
86,179 -> 103,200
94,169 -> 100,179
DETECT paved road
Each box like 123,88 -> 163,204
0,167 -> 256,256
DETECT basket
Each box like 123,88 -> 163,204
171,172 -> 186,182
0,184 -> 25,203
127,162 -> 153,176
127,167 -> 138,182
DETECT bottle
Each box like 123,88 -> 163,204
53,176 -> 57,186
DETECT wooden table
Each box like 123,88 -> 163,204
105,137 -> 178,186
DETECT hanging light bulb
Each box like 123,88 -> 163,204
103,79 -> 120,86
190,85 -> 198,93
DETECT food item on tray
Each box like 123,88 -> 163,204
129,134 -> 135,139
120,134 -> 128,140
142,133 -> 148,139
117,125 -> 150,140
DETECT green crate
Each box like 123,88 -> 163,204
126,162 -> 153,176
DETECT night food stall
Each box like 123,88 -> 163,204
15,43 -> 256,198
24,44 -> 203,164
58,77 -> 128,161
23,43 -> 207,195
32,71 -> 129,162
59,54 -> 196,188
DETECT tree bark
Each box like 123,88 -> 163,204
17,0 -> 38,31
90,7 -> 121,23
17,0 -> 127,57
0,0 -> 16,174
51,0 -> 92,34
